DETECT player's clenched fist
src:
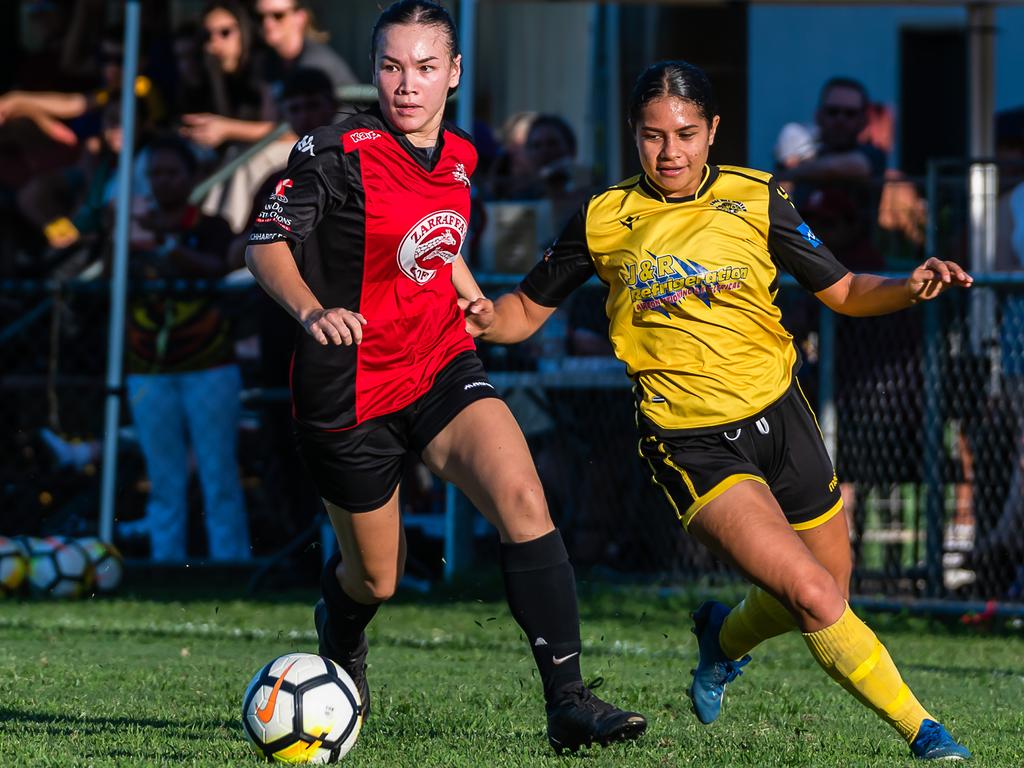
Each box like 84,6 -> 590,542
302,307 -> 368,346
459,297 -> 494,338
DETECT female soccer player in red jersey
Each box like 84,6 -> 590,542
465,60 -> 972,760
244,0 -> 645,754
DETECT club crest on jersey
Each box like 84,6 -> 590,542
271,178 -> 292,203
397,210 -> 468,285
710,198 -> 747,214
452,162 -> 470,188
296,134 -> 315,156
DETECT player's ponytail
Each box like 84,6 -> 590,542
628,60 -> 718,128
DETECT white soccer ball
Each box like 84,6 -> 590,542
75,537 -> 124,594
0,536 -> 28,597
25,536 -> 95,599
242,652 -> 363,763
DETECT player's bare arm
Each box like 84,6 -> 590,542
451,254 -> 484,302
463,288 -> 555,342
245,241 -> 367,346
814,257 -> 973,317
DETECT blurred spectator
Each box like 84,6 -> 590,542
179,1 -> 273,151
776,79 -> 924,561
0,24 -> 165,156
480,114 -> 592,274
186,1 -> 359,232
485,111 -> 536,199
780,77 -> 885,272
492,114 -> 589,204
225,68 -> 339,534
256,0 -> 359,105
15,91 -> 155,272
229,67 -> 339,262
120,136 -> 250,562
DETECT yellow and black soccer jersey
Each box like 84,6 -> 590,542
519,165 -> 849,435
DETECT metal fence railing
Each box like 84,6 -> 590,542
2,273 -> 1023,612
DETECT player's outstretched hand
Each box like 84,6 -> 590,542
302,308 -> 367,346
908,257 -> 973,303
460,297 -> 494,338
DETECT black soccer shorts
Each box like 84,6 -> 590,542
639,381 -> 843,531
294,351 -> 501,512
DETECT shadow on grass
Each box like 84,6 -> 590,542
0,706 -> 236,736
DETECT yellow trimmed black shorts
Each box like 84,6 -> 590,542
639,382 -> 842,531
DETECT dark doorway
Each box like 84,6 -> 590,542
900,28 -> 968,176
618,4 -> 748,177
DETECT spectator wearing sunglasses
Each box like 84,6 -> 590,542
777,79 -> 917,569
255,0 -> 359,107
779,78 -> 886,272
177,1 -> 268,149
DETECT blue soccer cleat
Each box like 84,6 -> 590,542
910,719 -> 971,760
687,601 -> 751,724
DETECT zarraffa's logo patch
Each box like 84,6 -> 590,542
397,210 -> 467,285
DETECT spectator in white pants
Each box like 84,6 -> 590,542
121,135 -> 251,562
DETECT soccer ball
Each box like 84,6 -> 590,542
0,536 -> 28,597
25,537 -> 95,598
75,537 -> 124,594
242,652 -> 362,763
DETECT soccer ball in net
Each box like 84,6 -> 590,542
0,536 -> 28,597
75,537 -> 124,594
25,537 -> 95,599
242,652 -> 363,763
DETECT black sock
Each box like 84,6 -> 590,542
320,551 -> 380,652
500,529 -> 583,703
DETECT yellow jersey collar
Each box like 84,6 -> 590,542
639,165 -> 718,204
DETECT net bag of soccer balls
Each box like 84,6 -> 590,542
1,536 -> 123,599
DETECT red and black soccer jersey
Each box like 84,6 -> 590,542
248,106 -> 478,430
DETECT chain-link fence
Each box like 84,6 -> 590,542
0,278 -> 322,571
467,271 -> 1024,609
2,167 -> 1023,610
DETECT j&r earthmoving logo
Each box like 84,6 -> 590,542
623,251 -> 748,315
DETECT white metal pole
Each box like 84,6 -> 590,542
98,0 -> 141,543
456,0 -> 477,134
967,2 -> 997,355
605,4 -> 623,184
445,0 -> 479,579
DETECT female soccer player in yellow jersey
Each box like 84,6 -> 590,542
464,60 -> 972,760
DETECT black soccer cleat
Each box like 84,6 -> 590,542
545,679 -> 647,754
314,598 -> 371,721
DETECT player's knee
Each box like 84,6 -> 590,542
343,571 -> 399,603
786,567 -> 844,625
497,478 -> 552,541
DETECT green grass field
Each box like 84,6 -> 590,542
1,582 -> 1022,767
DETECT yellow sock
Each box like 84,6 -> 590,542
803,603 -> 931,742
719,586 -> 796,659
